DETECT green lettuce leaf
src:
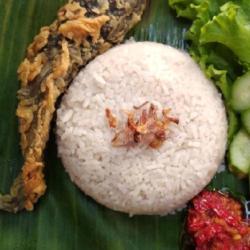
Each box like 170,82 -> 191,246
169,0 -> 239,100
168,0 -> 202,19
169,0 -> 250,143
169,0 -> 250,97
200,1 -> 250,69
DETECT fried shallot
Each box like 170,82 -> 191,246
106,103 -> 179,149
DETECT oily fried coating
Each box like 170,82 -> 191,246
59,16 -> 110,44
0,0 -> 147,213
27,27 -> 50,58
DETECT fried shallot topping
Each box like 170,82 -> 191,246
105,103 -> 179,149
105,108 -> 117,128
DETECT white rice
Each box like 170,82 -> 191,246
56,42 -> 227,215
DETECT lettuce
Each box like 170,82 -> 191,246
169,0 -> 249,99
168,0 -> 203,19
169,0 -> 227,20
169,0 -> 250,142
200,2 -> 250,68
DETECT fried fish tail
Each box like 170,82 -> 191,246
0,0 -> 147,212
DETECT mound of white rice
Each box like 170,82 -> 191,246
56,42 -> 227,215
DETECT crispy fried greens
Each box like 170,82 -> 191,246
0,0 -> 147,213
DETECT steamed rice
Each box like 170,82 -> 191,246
56,42 -> 227,215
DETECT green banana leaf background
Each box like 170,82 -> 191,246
0,0 -> 248,249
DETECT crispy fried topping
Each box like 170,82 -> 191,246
59,15 -> 110,44
27,27 -> 50,58
106,103 -> 179,149
53,40 -> 70,79
105,108 -> 118,128
58,2 -> 86,21
18,53 -> 47,87
18,40 -> 70,210
22,161 -> 46,211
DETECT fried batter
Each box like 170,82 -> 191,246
0,0 -> 147,213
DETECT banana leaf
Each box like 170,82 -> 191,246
0,0 -> 248,249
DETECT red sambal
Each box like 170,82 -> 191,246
187,191 -> 250,250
